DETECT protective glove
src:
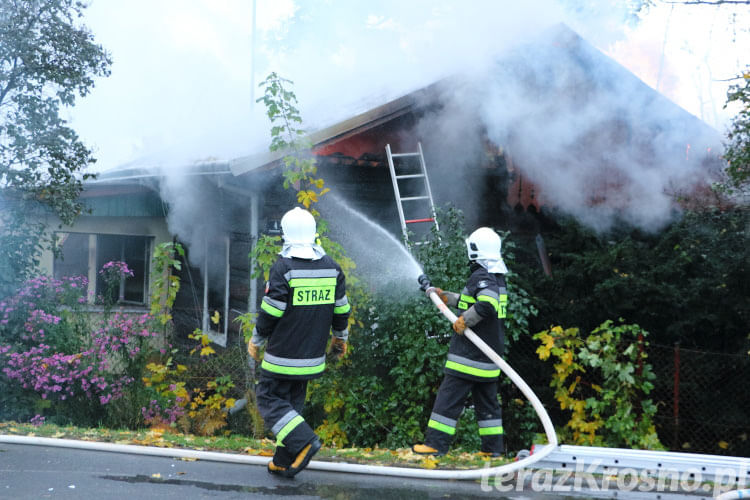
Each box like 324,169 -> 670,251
425,287 -> 449,304
329,336 -> 348,360
247,327 -> 266,361
452,315 -> 467,335
247,341 -> 261,361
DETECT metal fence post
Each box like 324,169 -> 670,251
673,342 -> 680,450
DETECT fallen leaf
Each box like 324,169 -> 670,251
151,473 -> 161,479
179,457 -> 197,462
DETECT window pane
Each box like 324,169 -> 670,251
123,237 -> 148,303
54,233 -> 89,280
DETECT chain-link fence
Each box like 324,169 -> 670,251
648,343 -> 750,457
172,327 -> 750,457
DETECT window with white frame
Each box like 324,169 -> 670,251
54,232 -> 153,305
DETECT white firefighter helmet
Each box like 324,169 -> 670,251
465,227 -> 508,273
280,207 -> 316,245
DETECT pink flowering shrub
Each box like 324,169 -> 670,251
0,272 -> 163,426
0,275 -> 89,352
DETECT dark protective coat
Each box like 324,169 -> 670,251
255,255 -> 350,380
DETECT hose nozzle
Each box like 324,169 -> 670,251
417,274 -> 432,292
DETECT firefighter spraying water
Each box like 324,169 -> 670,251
414,227 -> 509,457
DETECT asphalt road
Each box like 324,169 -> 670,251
0,443 -> 522,499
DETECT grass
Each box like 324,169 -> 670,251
0,421 -> 511,470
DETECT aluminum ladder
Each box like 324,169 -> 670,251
385,142 -> 439,244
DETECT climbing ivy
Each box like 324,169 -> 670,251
149,242 -> 185,327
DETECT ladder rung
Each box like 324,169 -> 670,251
395,174 -> 425,179
391,152 -> 420,158
400,196 -> 429,201
405,218 -> 434,224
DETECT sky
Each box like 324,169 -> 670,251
66,0 -> 749,173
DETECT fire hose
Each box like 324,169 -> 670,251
0,276 -> 558,480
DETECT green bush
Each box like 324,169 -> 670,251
306,207 -> 539,452
516,209 -> 749,352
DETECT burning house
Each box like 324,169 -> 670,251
38,24 -> 724,344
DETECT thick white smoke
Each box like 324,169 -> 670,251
72,0 -> 736,246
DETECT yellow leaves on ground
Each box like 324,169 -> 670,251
131,429 -> 174,448
420,456 -> 438,469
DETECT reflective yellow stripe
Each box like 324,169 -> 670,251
445,360 -> 500,378
288,277 -> 337,287
477,295 -> 499,314
261,359 -> 326,376
499,294 -> 508,318
478,426 -> 504,436
334,303 -> 351,314
261,300 -> 284,317
458,294 -> 476,310
276,415 -> 304,445
428,419 -> 456,435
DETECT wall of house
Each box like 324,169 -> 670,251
39,215 -> 172,276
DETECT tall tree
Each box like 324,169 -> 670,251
722,70 -> 750,195
0,0 -> 110,295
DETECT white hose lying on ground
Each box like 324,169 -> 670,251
0,290 -> 558,480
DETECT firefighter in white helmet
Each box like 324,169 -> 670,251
413,227 -> 508,457
248,206 -> 351,477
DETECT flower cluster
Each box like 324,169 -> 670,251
30,414 -> 45,427
99,261 -> 134,279
1,343 -> 134,404
141,398 -> 186,426
22,309 -> 62,342
91,312 -> 158,364
1,276 -> 87,327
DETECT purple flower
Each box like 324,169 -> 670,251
30,414 -> 45,426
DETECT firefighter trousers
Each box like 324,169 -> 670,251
256,373 -> 317,467
424,374 -> 504,454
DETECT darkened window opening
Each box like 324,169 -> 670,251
54,232 -> 152,306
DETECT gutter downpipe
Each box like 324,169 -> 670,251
249,193 -> 258,317
0,290 -> 558,480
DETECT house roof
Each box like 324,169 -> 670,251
228,85 -> 439,176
